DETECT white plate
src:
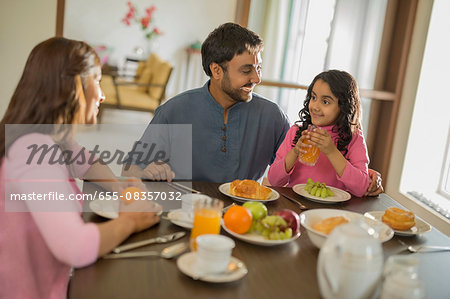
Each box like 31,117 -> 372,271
218,182 -> 279,202
292,184 -> 351,204
177,252 -> 248,283
89,199 -> 119,219
221,222 -> 300,246
89,199 -> 162,219
167,209 -> 193,229
300,209 -> 394,248
364,211 -> 431,236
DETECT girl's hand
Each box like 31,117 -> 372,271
308,128 -> 336,156
292,130 -> 310,157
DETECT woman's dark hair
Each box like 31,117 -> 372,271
293,70 -> 362,157
0,37 -> 100,161
201,22 -> 263,76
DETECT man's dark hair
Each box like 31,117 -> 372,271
201,22 -> 263,76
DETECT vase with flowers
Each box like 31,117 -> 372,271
121,2 -> 163,55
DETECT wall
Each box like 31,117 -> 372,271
64,0 -> 237,98
0,0 -> 57,117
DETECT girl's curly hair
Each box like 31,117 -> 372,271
292,70 -> 361,157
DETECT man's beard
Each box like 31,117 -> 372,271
221,71 -> 253,103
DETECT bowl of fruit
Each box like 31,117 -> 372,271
222,202 -> 301,246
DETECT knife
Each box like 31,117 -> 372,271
280,193 -> 309,210
168,182 -> 202,194
113,231 -> 186,253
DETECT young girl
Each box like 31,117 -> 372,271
268,70 -> 370,197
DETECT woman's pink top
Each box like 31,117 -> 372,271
0,133 -> 100,299
268,125 -> 370,197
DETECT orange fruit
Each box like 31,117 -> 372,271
120,186 -> 143,205
223,205 -> 253,234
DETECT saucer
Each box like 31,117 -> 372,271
176,252 -> 248,283
167,209 -> 193,229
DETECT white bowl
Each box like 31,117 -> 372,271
300,209 -> 393,249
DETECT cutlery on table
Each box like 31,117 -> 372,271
168,182 -> 202,194
104,242 -> 189,259
113,231 -> 186,253
279,193 -> 309,210
404,245 -> 450,253
398,239 -> 450,253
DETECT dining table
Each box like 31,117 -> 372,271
68,181 -> 450,298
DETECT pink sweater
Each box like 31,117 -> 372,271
0,133 -> 100,299
268,125 -> 370,197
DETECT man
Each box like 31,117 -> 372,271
123,23 -> 383,195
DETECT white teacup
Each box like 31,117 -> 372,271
181,194 -> 209,218
195,234 -> 235,274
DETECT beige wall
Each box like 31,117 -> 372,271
0,0 -> 57,117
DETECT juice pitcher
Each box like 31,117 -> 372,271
317,219 -> 383,299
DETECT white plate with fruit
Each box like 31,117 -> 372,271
293,179 -> 351,204
222,202 -> 300,246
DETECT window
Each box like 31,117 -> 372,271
247,0 -> 387,133
393,0 -> 450,222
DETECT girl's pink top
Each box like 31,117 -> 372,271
0,133 -> 100,299
268,125 -> 370,197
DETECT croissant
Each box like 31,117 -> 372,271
229,179 -> 272,200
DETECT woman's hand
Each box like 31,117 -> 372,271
307,128 -> 336,155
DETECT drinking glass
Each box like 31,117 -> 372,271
189,197 -> 223,251
299,125 -> 320,166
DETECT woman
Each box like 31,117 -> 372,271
0,37 -> 160,298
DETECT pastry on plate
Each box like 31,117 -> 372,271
229,179 -> 272,200
382,207 -> 415,231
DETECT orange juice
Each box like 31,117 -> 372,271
190,208 -> 221,251
299,139 -> 320,166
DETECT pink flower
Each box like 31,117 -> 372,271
121,2 -> 162,40
141,16 -> 150,29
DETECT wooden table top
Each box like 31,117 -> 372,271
69,182 -> 450,298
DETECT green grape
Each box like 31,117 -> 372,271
284,228 -> 292,239
321,187 -> 328,198
310,186 -> 317,196
307,178 -> 314,185
327,188 -> 334,196
304,184 -> 312,192
315,187 -> 322,197
269,232 -> 280,240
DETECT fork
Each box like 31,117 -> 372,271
398,239 -> 450,253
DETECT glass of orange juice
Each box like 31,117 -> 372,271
299,125 -> 320,166
190,197 -> 223,251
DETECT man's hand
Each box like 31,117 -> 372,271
122,161 -> 175,182
365,169 -> 384,196
142,160 -> 175,182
